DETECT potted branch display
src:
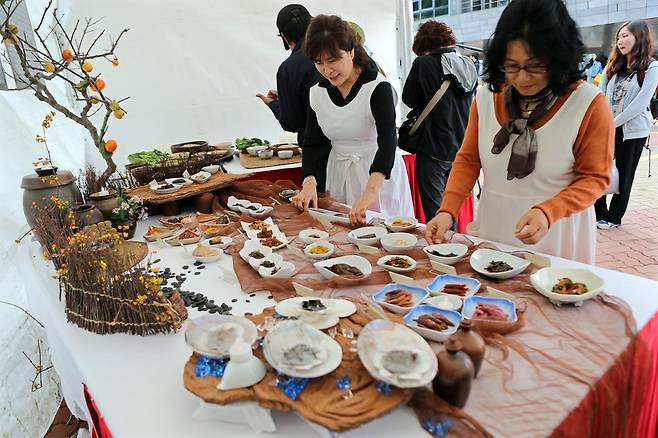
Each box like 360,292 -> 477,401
110,190 -> 147,239
2,0 -> 130,225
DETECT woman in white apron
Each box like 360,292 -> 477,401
291,15 -> 414,225
424,0 -> 614,264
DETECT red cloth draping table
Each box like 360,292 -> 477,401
241,156 -> 475,232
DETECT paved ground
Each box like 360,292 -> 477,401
595,132 -> 658,280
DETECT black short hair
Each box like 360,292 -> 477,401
276,4 -> 312,44
483,0 -> 585,95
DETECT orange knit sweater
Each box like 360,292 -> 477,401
439,82 -> 614,226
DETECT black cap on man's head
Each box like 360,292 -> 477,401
276,4 -> 312,49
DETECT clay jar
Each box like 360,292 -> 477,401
70,204 -> 105,230
432,338 -> 474,408
89,190 -> 120,220
450,319 -> 486,377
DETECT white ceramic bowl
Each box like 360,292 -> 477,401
258,261 -> 296,278
247,145 -> 268,156
376,254 -> 417,273
423,243 -> 469,265
380,232 -> 418,252
258,149 -> 274,160
530,267 -> 604,307
184,315 -> 258,359
150,184 -> 180,194
203,236 -> 233,250
372,283 -> 429,314
423,293 -> 463,311
384,216 -> 418,232
190,171 -> 211,184
201,164 -> 220,174
191,248 -> 223,264
299,228 -> 329,244
249,253 -> 283,270
469,248 -> 530,279
313,255 -> 372,280
304,240 -> 336,260
348,226 -> 387,247
277,150 -> 294,159
239,240 -> 272,263
426,274 -> 481,298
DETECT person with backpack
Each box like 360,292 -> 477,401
401,21 -> 477,220
594,20 -> 658,230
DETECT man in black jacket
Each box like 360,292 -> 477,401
257,4 -> 329,190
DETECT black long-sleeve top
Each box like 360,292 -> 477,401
402,48 -> 473,162
301,61 -> 397,185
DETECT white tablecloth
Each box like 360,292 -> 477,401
20,217 -> 658,438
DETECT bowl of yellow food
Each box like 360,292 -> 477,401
303,240 -> 336,260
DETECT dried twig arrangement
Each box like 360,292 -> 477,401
1,0 -> 130,188
23,340 -> 53,392
31,198 -> 183,335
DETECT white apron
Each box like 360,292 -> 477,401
309,75 -> 414,218
469,83 -> 600,264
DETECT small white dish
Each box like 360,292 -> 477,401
384,216 -> 418,232
403,305 -> 463,342
372,283 -> 429,314
530,267 -> 604,307
191,244 -> 223,263
258,261 -> 295,278
239,240 -> 272,263
258,149 -> 274,160
426,274 -> 481,298
308,207 -> 351,226
254,232 -> 288,250
277,150 -> 294,159
423,293 -> 463,311
298,228 -> 329,244
348,226 -> 387,247
143,226 -> 176,242
165,177 -> 194,187
203,236 -> 233,250
201,165 -> 220,174
313,255 -> 372,280
247,145 -> 268,156
462,296 -> 517,323
423,243 -> 469,265
380,232 -> 418,252
470,248 -> 530,279
249,253 -> 283,270
150,183 -> 180,194
275,297 -> 357,319
165,230 -> 202,246
377,255 -> 417,273
304,240 -> 336,260
190,171 -> 212,184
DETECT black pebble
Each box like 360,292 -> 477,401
183,299 -> 192,307
231,299 -> 238,303
182,265 -> 189,270
194,272 -> 201,275
193,261 -> 202,266
197,265 -> 206,270
243,312 -> 253,316
209,308 -> 218,313
249,293 -> 256,297
208,300 -> 215,304
245,300 -> 250,303
153,259 -> 161,264
267,295 -> 273,299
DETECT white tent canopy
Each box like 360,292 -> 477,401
0,1 -> 413,435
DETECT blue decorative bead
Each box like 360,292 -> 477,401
442,419 -> 452,433
273,312 -> 284,319
275,373 -> 310,400
421,419 -> 436,433
257,336 -> 265,349
435,422 -> 445,436
336,375 -> 351,390
375,381 -> 392,395
195,355 -> 228,378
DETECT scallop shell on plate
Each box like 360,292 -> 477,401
357,319 -> 437,388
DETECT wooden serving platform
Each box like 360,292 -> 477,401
128,171 -> 251,205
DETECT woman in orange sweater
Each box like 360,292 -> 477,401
425,0 -> 614,264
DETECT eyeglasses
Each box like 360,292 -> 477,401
499,64 -> 548,74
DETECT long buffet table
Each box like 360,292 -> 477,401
19,207 -> 658,438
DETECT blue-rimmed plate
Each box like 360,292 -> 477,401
404,305 -> 463,342
462,296 -> 517,323
373,283 -> 429,314
426,274 -> 481,298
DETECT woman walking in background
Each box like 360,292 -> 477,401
401,21 -> 477,221
425,0 -> 614,264
595,20 -> 658,230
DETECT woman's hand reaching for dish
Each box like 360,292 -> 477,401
291,178 -> 318,211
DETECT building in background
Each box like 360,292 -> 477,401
412,0 -> 658,56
